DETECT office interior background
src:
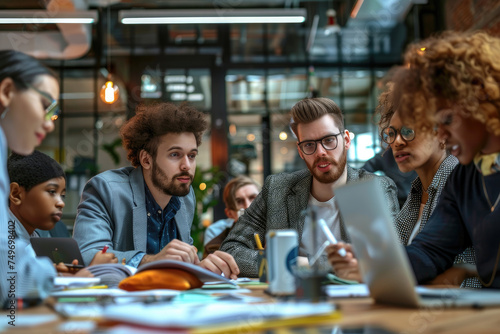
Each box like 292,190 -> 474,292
1,0 -> 499,238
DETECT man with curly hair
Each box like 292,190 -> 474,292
73,103 -> 239,278
329,31 -> 500,288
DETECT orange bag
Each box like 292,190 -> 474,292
118,268 -> 203,291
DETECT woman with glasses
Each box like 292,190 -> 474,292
328,71 -> 480,288
0,50 -> 61,307
330,31 -> 500,289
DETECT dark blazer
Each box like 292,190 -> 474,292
407,162 -> 500,288
73,166 -> 195,266
220,166 -> 399,277
395,155 -> 479,288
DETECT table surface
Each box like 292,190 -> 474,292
4,286 -> 500,334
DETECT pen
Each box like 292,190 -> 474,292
318,219 -> 346,257
254,233 -> 264,250
102,245 -> 109,253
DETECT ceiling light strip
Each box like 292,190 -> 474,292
122,17 -> 305,24
0,10 -> 97,24
119,9 -> 306,25
0,18 -> 95,24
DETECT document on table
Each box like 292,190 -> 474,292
103,301 -> 337,328
325,284 -> 370,298
53,277 -> 101,289
12,314 -> 59,327
50,288 -> 180,298
51,289 -> 181,319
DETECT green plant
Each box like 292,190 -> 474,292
191,166 -> 224,252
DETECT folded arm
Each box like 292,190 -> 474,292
406,183 -> 470,284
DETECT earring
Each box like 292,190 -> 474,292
440,142 -> 446,150
0,107 -> 8,120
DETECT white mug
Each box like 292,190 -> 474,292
266,229 -> 298,295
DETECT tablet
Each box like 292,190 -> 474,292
30,237 -> 84,265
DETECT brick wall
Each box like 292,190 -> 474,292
445,0 -> 500,35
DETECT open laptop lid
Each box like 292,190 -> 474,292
335,178 -> 500,308
334,178 -> 421,307
30,237 -> 84,265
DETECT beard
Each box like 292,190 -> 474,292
151,162 -> 193,197
305,146 -> 347,184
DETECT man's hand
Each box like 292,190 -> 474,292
199,251 -> 240,280
90,251 -> 118,266
140,239 -> 200,266
326,242 -> 362,282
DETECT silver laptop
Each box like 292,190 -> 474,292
334,178 -> 500,308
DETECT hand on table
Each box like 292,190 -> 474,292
90,250 -> 119,266
430,264 -> 479,286
54,259 -> 93,277
326,242 -> 363,282
140,239 -> 200,265
199,250 -> 240,280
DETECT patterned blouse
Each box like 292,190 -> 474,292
395,155 -> 481,288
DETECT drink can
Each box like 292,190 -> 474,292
266,229 -> 298,295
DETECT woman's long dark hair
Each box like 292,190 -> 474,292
0,50 -> 56,90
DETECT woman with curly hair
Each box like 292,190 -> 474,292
329,68 -> 480,287
328,31 -> 500,288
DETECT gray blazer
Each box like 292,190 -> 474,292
73,166 -> 195,266
220,166 -> 399,277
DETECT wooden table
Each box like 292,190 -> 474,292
5,287 -> 500,334
244,287 -> 500,334
335,298 -> 500,334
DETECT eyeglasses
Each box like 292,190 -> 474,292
297,133 -> 342,155
27,84 -> 60,121
381,126 -> 416,144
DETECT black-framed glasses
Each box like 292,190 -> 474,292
27,84 -> 60,121
381,126 -> 416,144
297,133 -> 342,155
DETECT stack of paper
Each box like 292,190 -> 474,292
53,277 -> 101,290
325,284 -> 370,298
103,301 -> 338,330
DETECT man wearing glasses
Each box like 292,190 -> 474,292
221,97 -> 399,277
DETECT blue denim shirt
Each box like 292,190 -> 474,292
127,181 -> 181,268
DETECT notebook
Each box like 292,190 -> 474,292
84,260 -> 238,288
334,178 -> 500,308
30,237 -> 84,265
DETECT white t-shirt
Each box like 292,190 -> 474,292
301,194 -> 342,258
407,203 -> 425,245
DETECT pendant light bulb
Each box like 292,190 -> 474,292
100,80 -> 119,104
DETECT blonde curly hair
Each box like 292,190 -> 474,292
394,31 -> 500,135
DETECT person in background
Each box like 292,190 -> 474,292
328,31 -> 500,288
328,74 -> 480,287
0,50 -> 59,307
221,97 -> 399,277
7,151 -> 117,272
73,102 -> 239,279
204,175 -> 260,256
